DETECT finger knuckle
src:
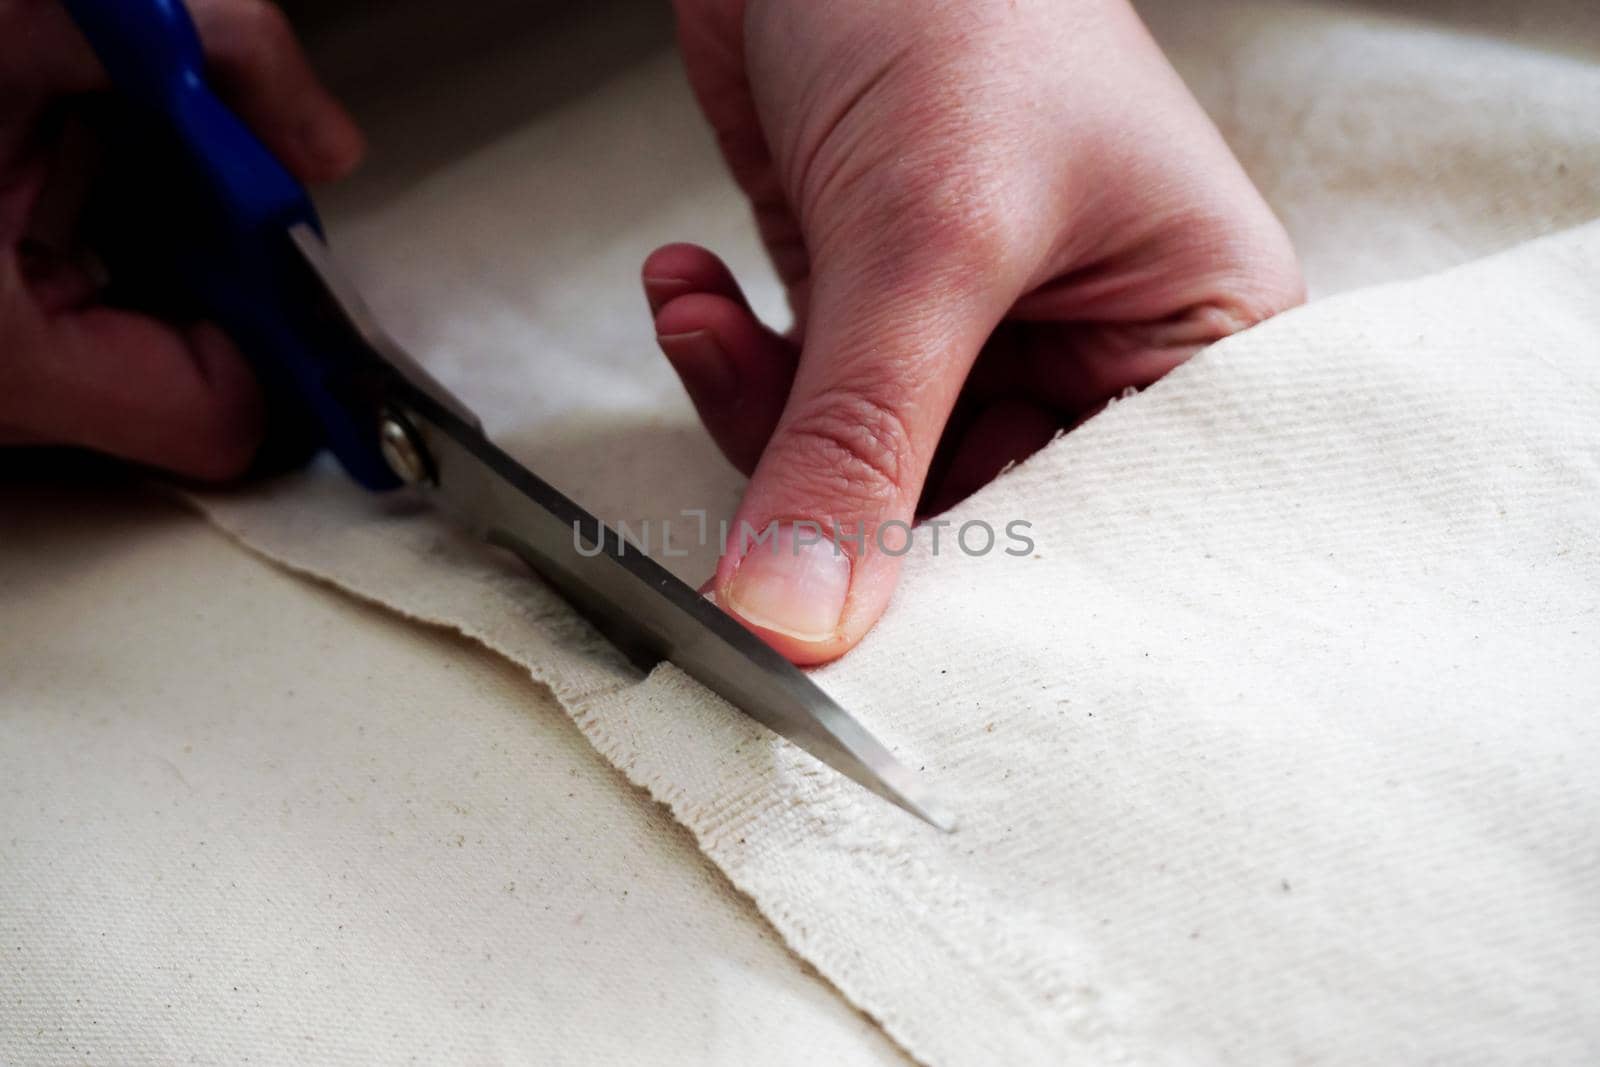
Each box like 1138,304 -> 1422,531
1198,267 -> 1307,340
1255,246 -> 1309,317
820,151 -> 1021,295
1181,207 -> 1308,329
779,383 -> 916,507
906,166 -> 1016,268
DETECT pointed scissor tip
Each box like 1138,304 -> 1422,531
919,802 -> 959,834
876,768 -> 958,832
895,791 -> 957,832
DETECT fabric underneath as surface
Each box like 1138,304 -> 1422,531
192,221 -> 1600,1062
16,0 -> 1600,1062
189,0 -> 1600,1058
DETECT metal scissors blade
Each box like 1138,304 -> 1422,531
289,226 -> 957,833
63,0 -> 956,829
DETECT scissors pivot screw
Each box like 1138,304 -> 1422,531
378,411 -> 433,486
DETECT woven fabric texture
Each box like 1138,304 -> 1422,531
6,0 -> 1598,1062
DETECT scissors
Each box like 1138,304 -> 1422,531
61,0 -> 954,831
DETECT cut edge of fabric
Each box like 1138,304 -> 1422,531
177,219 -> 1600,1067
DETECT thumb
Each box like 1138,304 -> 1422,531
712,243 -> 1014,664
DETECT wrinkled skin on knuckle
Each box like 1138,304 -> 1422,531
753,0 -> 1035,274
884,150 -> 1020,265
1240,230 -> 1308,321
811,147 -> 1030,312
1189,193 -> 1306,311
774,381 -> 919,516
1187,228 -> 1307,339
1100,187 -> 1306,344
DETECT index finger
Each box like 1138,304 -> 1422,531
0,0 -> 363,183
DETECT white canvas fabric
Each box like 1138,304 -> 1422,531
190,222 -> 1600,1064
0,488 -> 905,1065
5,0 -> 1599,1062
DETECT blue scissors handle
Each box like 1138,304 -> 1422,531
62,0 -> 399,489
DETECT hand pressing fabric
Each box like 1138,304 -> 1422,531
0,0 -> 361,480
646,0 -> 1304,664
